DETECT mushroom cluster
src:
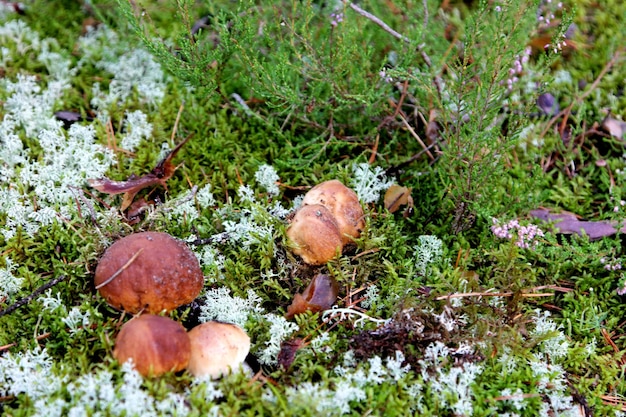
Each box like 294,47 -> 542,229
114,315 -> 250,378
286,180 -> 365,265
95,231 -> 250,378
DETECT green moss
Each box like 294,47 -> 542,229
1,0 -> 626,415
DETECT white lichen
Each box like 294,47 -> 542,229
350,162 -> 394,204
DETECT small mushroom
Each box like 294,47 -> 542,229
187,321 -> 251,379
94,231 -> 204,314
286,204 -> 343,265
286,274 -> 339,319
113,314 -> 191,377
301,180 -> 365,245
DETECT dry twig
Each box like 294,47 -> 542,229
0,275 -> 68,318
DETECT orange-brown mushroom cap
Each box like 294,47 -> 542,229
301,180 -> 365,245
113,314 -> 191,377
286,204 -> 343,265
94,231 -> 204,314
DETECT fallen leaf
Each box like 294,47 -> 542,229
191,15 -> 212,36
537,93 -> 559,116
285,274 -> 339,319
528,36 -> 578,54
125,196 -> 155,225
530,208 -> 625,240
81,17 -> 102,35
0,1 -> 25,14
602,117 -> 626,140
88,135 -> 191,211
277,338 -> 307,370
55,110 -> 93,129
384,184 -> 414,215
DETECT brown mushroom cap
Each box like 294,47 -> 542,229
94,231 -> 204,314
187,321 -> 251,379
301,180 -> 365,245
286,204 -> 343,265
113,314 -> 191,377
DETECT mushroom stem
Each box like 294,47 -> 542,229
95,248 -> 143,290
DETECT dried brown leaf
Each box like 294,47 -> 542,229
277,338 -> 307,370
88,175 -> 162,196
384,185 -> 413,214
530,208 -> 625,240
88,135 -> 191,210
602,117 -> 626,140
285,274 -> 339,319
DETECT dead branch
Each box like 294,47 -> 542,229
0,275 -> 68,318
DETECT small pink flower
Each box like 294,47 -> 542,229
491,218 -> 544,248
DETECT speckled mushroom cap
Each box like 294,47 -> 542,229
301,180 -> 365,245
94,231 -> 204,314
286,204 -> 344,265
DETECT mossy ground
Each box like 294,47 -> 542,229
1,0 -> 626,416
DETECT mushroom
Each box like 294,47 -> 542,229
286,204 -> 343,265
301,180 -> 365,245
94,231 -> 204,314
187,321 -> 251,379
286,274 -> 339,319
113,314 -> 191,377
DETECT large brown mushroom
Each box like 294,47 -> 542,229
94,231 -> 204,314
187,321 -> 251,379
113,314 -> 191,377
286,204 -> 343,265
301,180 -> 365,245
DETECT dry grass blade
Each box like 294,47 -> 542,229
600,395 -> 626,411
434,285 -> 570,301
94,248 -> 144,290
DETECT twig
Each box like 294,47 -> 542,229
95,249 -> 143,290
0,332 -> 51,354
170,101 -> 185,142
343,0 -> 432,68
0,342 -> 16,352
385,142 -> 439,176
391,79 -> 410,119
344,1 -> 408,42
68,185 -> 98,226
368,133 -> 380,164
435,291 -> 554,301
558,49 -> 623,134
539,49 -> 624,140
601,395 -> 626,412
231,92 -> 255,118
0,275 -> 67,318
600,328 -> 622,365
398,113 -> 435,161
